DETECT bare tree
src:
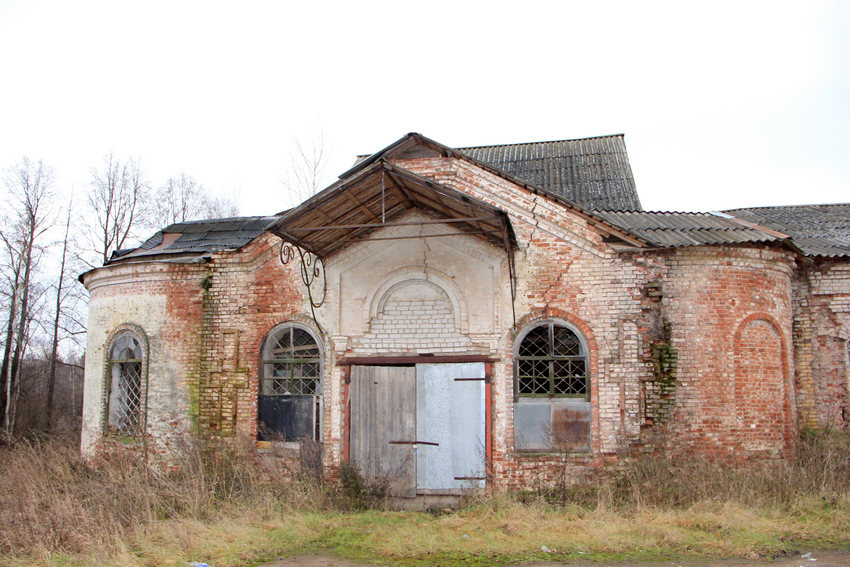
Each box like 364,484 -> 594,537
85,153 -> 146,266
149,172 -> 239,226
44,199 -> 81,431
282,132 -> 330,207
0,158 -> 53,437
200,193 -> 240,220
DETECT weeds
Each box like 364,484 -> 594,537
0,430 -> 847,565
600,429 -> 850,511
0,433 -> 323,558
336,460 -> 391,510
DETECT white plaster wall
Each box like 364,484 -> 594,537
323,212 -> 507,356
80,264 -> 195,460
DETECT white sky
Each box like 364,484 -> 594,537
1,0 -> 848,220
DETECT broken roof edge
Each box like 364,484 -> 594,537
724,202 -> 850,213
353,132 -> 630,161
102,215 -> 281,266
78,253 -> 211,286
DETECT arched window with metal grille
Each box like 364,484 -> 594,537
106,330 -> 145,438
515,321 -> 588,398
258,323 -> 323,442
514,320 -> 591,453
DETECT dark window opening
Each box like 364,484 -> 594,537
258,324 -> 322,442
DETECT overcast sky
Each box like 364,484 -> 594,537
1,0 -> 848,221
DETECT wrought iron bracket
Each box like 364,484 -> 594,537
279,242 -> 327,329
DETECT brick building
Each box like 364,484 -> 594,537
80,133 -> 850,492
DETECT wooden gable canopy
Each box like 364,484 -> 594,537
268,160 -> 516,259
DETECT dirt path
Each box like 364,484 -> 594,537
261,550 -> 850,567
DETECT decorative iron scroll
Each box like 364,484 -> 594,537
279,242 -> 327,320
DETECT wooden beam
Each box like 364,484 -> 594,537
385,170 -> 415,208
338,354 -> 498,365
285,216 -> 502,232
344,190 -> 381,222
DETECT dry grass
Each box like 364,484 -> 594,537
0,430 -> 848,566
0,434 -> 323,563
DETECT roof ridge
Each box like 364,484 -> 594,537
457,133 -> 626,150
602,210 -> 719,216
650,225 -> 762,231
358,133 -> 629,158
725,202 -> 850,212
166,215 -> 279,227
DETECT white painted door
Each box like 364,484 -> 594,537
415,362 -> 486,491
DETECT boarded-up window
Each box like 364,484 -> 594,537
107,331 -> 144,438
514,321 -> 591,452
258,324 -> 322,442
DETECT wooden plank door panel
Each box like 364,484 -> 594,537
349,366 -> 416,497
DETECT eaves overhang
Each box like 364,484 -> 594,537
337,132 -> 648,250
268,159 -> 519,258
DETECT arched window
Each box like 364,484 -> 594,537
516,321 -> 587,398
106,330 -> 145,437
258,323 -> 323,442
514,320 -> 591,452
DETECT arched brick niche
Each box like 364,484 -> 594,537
733,314 -> 792,458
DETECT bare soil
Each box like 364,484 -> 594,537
261,550 -> 850,567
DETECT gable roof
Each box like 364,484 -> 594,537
458,135 -> 641,212
108,216 -> 279,263
724,204 -> 850,258
594,210 -> 787,249
268,159 -> 517,258
335,133 -> 648,252
355,133 -> 642,212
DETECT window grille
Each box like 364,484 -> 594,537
107,332 -> 144,437
262,326 -> 321,396
516,322 -> 587,398
259,324 -> 323,442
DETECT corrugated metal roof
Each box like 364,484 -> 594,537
108,216 -> 280,263
458,135 -> 641,212
724,204 -> 850,258
593,210 -> 784,249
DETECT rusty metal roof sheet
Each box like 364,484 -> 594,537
108,216 -> 280,263
593,210 -> 785,249
724,204 -> 850,258
458,135 -> 641,212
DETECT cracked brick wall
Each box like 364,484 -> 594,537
81,152 -> 845,487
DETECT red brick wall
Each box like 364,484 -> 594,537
794,261 -> 850,430
83,152 -> 832,489
659,246 -> 796,461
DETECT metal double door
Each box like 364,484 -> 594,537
349,363 -> 486,497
